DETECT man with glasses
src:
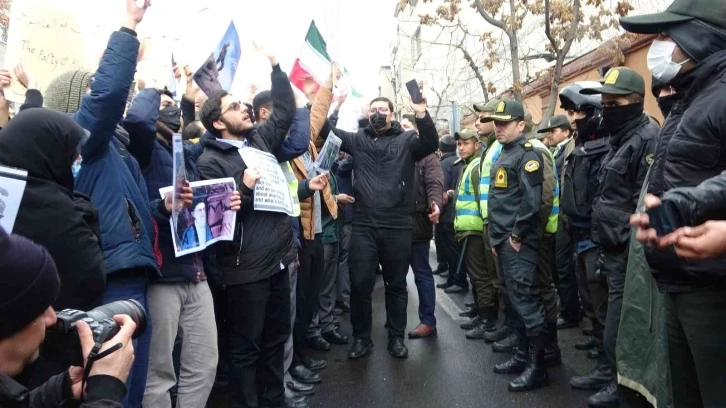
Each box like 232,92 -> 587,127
196,45 -> 300,408
318,96 -> 438,360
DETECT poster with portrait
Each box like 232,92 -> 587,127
193,21 -> 241,97
0,166 -> 27,234
314,131 -> 342,173
159,178 -> 237,258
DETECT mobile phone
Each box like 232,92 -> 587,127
646,200 -> 683,237
406,79 -> 424,104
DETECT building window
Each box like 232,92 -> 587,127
599,66 -> 611,77
411,26 -> 421,62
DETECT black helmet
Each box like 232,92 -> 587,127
559,81 -> 602,111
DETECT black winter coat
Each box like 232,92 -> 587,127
412,154 -> 444,242
645,49 -> 726,293
195,64 -> 297,286
0,372 -> 124,408
439,152 -> 460,224
0,109 -> 106,311
328,113 -> 439,229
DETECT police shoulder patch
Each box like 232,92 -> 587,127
524,160 -> 540,173
645,153 -> 654,166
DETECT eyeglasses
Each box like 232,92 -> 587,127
369,107 -> 390,115
221,101 -> 244,116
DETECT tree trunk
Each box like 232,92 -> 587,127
543,53 -> 567,123
508,0 -> 523,102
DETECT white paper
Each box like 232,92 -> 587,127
0,166 -> 28,234
159,178 -> 237,258
314,132 -> 342,173
239,147 -> 295,216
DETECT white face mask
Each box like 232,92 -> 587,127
647,39 -> 691,83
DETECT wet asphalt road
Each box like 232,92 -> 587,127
208,245 -> 597,408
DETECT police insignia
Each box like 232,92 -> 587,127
495,168 -> 507,188
605,69 -> 620,85
524,160 -> 540,172
645,153 -> 654,166
496,101 -> 506,113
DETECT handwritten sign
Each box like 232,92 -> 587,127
239,148 -> 295,216
0,166 -> 28,234
4,0 -> 121,102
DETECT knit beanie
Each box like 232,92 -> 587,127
0,227 -> 60,339
44,70 -> 93,114
439,135 -> 456,153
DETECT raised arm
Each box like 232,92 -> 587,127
311,72 -> 335,151
254,44 -> 296,155
409,97 -> 438,161
275,108 -> 311,162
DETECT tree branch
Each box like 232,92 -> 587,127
473,0 -> 507,31
544,0 -> 558,52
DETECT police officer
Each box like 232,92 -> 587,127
453,129 -> 499,339
486,100 -> 549,392
558,82 -> 610,369
537,115 -> 580,331
578,67 -> 658,407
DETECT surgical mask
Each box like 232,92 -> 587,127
72,159 -> 82,179
369,113 -> 388,133
602,102 -> 644,135
657,94 -> 677,119
647,40 -> 691,83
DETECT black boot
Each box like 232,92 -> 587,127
484,324 -> 513,343
492,330 -> 519,353
459,307 -> 478,318
508,340 -> 549,392
494,331 -> 528,374
544,321 -> 562,368
576,336 -> 596,351
460,316 -> 483,330
587,380 -> 619,407
570,349 -> 612,391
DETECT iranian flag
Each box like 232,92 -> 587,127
290,21 -> 362,97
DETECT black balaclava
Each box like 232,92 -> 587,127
574,108 -> 607,141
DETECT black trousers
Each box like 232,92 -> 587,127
665,286 -> 726,407
438,222 -> 468,288
293,235 -> 324,365
554,223 -> 580,322
497,240 -> 546,340
434,225 -> 447,267
602,249 -> 627,374
227,270 -> 290,408
349,225 -> 412,341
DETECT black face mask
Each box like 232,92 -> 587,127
369,113 -> 388,133
657,94 -> 677,119
602,101 -> 644,135
574,110 -> 605,141
158,106 -> 182,133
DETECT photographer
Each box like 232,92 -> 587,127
0,227 -> 136,408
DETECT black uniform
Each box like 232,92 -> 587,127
489,136 -> 547,340
591,114 -> 658,375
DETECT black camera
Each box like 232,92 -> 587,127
41,300 -> 147,367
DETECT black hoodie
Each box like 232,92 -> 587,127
645,49 -> 726,293
0,109 -> 107,311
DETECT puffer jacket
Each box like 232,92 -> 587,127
323,113 -> 439,229
412,153 -> 444,242
645,49 -> 726,293
71,30 -> 157,276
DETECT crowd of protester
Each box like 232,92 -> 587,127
1,0 -> 725,408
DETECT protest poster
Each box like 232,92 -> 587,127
193,21 -> 241,97
0,166 -> 28,233
314,131 -> 342,173
239,148 -> 295,216
170,134 -> 186,250
159,178 -> 237,258
4,0 -> 121,103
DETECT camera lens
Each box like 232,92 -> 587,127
88,299 -> 147,339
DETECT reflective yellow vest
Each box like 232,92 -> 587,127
478,140 -> 502,220
282,162 -> 301,217
528,139 -> 559,234
454,157 -> 483,232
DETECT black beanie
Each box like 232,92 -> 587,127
0,228 -> 60,338
667,19 -> 726,63
440,135 -> 456,153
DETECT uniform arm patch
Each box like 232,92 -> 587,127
524,160 -> 540,172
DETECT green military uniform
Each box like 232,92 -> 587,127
485,100 -> 550,392
454,129 -> 499,327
